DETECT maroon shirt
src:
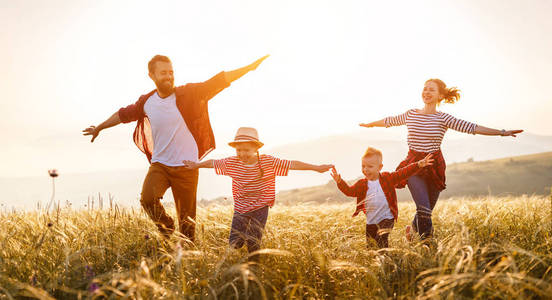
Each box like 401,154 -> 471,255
395,149 -> 446,191
118,72 -> 230,162
336,162 -> 421,220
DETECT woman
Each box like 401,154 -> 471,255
360,78 -> 523,240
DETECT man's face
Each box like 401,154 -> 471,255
149,61 -> 175,95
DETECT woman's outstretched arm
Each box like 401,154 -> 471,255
359,119 -> 386,128
474,125 -> 523,137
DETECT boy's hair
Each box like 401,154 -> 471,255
362,147 -> 383,162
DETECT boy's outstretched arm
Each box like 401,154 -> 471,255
387,153 -> 434,183
289,161 -> 333,173
182,160 -> 214,169
331,167 -> 357,197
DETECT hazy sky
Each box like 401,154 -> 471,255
1,0 -> 551,179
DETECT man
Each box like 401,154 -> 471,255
82,54 -> 268,241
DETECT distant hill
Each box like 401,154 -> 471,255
272,151 -> 552,205
2,132 -> 551,210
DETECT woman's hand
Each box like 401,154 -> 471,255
417,154 -> 434,168
501,129 -> 524,137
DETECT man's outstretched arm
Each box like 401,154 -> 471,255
224,55 -> 269,83
82,111 -> 121,142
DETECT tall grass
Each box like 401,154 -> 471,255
0,195 -> 551,299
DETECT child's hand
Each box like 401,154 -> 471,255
417,154 -> 434,168
316,164 -> 334,173
182,160 -> 199,169
330,167 -> 342,183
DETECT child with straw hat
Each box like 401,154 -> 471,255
183,127 -> 333,260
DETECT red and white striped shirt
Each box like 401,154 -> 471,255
384,109 -> 477,152
213,154 -> 291,214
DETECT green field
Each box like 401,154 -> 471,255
1,194 -> 551,299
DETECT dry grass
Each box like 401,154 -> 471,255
0,195 -> 551,299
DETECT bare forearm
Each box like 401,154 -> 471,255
474,125 -> 504,136
196,160 -> 214,169
290,161 -> 319,171
224,55 -> 268,83
97,112 -> 122,131
225,66 -> 250,83
360,119 -> 386,128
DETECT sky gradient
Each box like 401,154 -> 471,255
1,0 -> 551,180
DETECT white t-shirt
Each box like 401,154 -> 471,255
365,179 -> 394,224
144,92 -> 199,165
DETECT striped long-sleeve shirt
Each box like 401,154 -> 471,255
213,155 -> 291,214
384,109 -> 477,152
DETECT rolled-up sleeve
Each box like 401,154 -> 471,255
118,103 -> 140,123
197,71 -> 231,101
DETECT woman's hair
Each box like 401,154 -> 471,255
426,78 -> 461,104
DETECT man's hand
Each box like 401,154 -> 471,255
248,55 -> 269,71
330,167 -> 342,182
82,125 -> 101,143
182,160 -> 200,169
417,154 -> 434,168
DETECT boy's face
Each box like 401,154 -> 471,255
362,155 -> 383,180
234,142 -> 259,164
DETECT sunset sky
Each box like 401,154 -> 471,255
1,0 -> 551,181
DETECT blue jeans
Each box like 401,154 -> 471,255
366,218 -> 394,248
407,175 -> 441,239
229,206 -> 269,254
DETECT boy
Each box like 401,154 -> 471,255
331,147 -> 433,248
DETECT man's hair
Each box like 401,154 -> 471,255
148,55 -> 171,74
362,147 -> 383,161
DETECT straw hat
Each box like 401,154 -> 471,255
228,127 -> 264,148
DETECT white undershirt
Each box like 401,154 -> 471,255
365,179 -> 394,224
144,92 -> 199,165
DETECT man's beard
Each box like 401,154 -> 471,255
156,79 -> 174,95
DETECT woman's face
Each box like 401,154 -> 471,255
234,142 -> 259,164
422,81 -> 443,105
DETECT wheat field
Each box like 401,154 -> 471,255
1,194 -> 551,299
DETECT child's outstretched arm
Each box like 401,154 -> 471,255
182,160 -> 214,169
387,153 -> 434,183
331,167 -> 357,197
289,161 -> 333,173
